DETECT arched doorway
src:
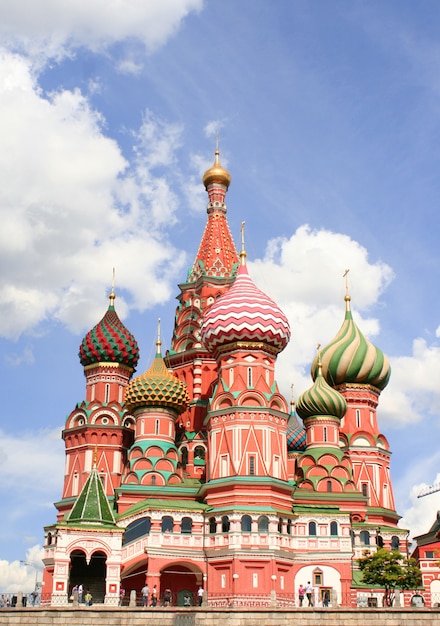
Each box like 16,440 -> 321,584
160,563 -> 202,606
69,549 -> 107,603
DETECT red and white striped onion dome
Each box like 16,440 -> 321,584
201,264 -> 291,354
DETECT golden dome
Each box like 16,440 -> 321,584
202,149 -> 231,189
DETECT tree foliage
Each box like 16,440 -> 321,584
358,548 -> 422,606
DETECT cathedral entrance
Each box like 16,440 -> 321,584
160,563 -> 202,607
69,549 -> 107,603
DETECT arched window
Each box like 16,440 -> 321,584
278,518 -> 283,533
161,516 -> 174,533
287,519 -> 292,535
391,536 -> 400,550
155,419 -> 160,434
360,530 -> 370,546
181,447 -> 188,468
247,367 -> 252,387
151,475 -> 156,486
221,516 -> 230,533
241,515 -> 252,533
377,534 -> 384,548
209,517 -> 217,534
362,483 -> 368,498
194,446 -> 205,460
356,409 -> 361,428
323,426 -> 328,442
350,529 -> 355,546
258,516 -> 269,534
308,521 -> 317,536
105,383 -> 110,403
123,517 -> 151,545
181,517 -> 192,534
249,455 -> 255,475
330,521 -> 338,536
327,480 -> 332,492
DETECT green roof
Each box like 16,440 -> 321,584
67,468 -> 116,526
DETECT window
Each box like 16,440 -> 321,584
356,409 -> 361,428
181,447 -> 188,468
151,475 -> 156,486
161,516 -> 174,533
377,535 -> 384,548
123,517 -> 151,545
221,516 -> 230,533
391,536 -> 400,550
278,518 -> 283,533
360,530 -> 370,546
229,367 -> 234,387
181,517 -> 192,534
105,383 -> 110,403
247,367 -> 252,387
308,521 -> 317,536
287,519 -> 292,535
194,446 -> 205,460
313,569 -> 323,586
258,516 -> 269,534
426,551 -> 435,559
155,419 -> 160,435
362,483 -> 368,498
327,480 -> 332,492
209,517 -> 217,534
330,521 -> 338,536
249,455 -> 255,476
323,426 -> 328,442
241,515 -> 252,533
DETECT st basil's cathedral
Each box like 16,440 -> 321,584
41,150 -> 413,608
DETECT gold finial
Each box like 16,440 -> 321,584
156,318 -> 162,351
343,268 -> 351,310
240,221 -> 247,265
109,267 -> 116,307
316,343 -> 322,371
93,445 -> 98,469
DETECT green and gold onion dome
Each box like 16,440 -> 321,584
297,361 -> 347,422
79,291 -> 139,370
202,149 -> 231,189
124,336 -> 189,415
311,293 -> 391,391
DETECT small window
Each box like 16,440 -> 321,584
309,521 -> 317,536
151,475 -> 156,486
247,367 -> 252,387
362,483 -> 368,498
155,419 -> 160,435
323,426 -> 328,442
209,517 -> 217,534
278,518 -> 283,533
221,516 -> 230,533
425,551 -> 435,559
241,515 -> 252,533
356,409 -> 361,428
258,516 -> 269,534
313,570 -> 323,586
327,480 -> 332,492
105,383 -> 110,403
161,516 -> 174,533
181,517 -> 192,534
330,521 -> 338,536
377,535 -> 384,548
360,530 -> 370,546
249,456 -> 255,476
391,536 -> 400,550
287,519 -> 292,535
181,447 -> 188,468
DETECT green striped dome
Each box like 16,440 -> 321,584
297,364 -> 347,421
311,296 -> 391,391
124,344 -> 189,415
79,294 -> 139,369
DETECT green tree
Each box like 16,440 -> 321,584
357,548 -> 422,606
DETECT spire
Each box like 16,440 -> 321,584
67,466 -> 116,526
343,268 -> 351,312
109,267 -> 116,309
240,220 -> 247,266
187,147 -> 239,284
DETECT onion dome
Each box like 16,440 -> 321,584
297,363 -> 347,421
201,261 -> 291,354
287,423 -> 307,452
202,149 -> 231,189
79,291 -> 139,369
124,327 -> 189,414
311,293 -> 391,391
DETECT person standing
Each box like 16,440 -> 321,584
150,585 -> 157,607
84,590 -> 92,606
163,587 -> 172,607
298,584 -> 305,607
197,586 -> 204,606
141,584 -> 149,607
78,583 -> 83,604
305,581 -> 313,606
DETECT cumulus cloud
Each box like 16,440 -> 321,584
0,52 -> 188,339
0,0 -> 204,61
0,545 -> 44,594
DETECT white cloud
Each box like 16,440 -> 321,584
0,53 -> 188,339
0,546 -> 44,594
399,472 -> 440,544
0,0 -> 204,61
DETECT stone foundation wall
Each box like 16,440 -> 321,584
0,607 -> 437,626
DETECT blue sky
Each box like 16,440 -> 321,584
1,0 -> 440,591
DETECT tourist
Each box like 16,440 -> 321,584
84,590 -> 92,606
305,581 -> 313,606
197,586 -> 204,606
141,583 -> 149,607
298,584 -> 305,607
163,587 -> 172,607
150,585 -> 157,607
78,583 -> 83,603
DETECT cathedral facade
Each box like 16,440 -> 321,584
42,151 -> 409,608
